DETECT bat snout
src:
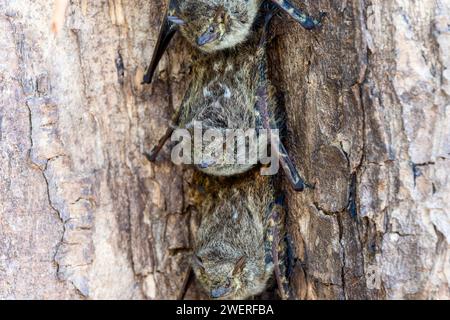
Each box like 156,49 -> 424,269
197,31 -> 219,46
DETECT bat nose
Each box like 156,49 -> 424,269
199,159 -> 216,169
211,286 -> 231,299
197,32 -> 218,46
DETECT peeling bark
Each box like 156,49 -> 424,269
0,0 -> 449,299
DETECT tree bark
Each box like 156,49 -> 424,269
0,0 -> 448,299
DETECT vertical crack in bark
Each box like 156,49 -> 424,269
42,161 -> 67,281
347,173 -> 358,218
115,50 -> 125,86
4,12 -> 81,297
348,0 -> 372,299
336,213 -> 347,299
25,100 -> 85,296
125,185 -> 147,299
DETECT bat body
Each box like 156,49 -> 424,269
144,5 -> 310,300
147,13 -> 310,191
178,34 -> 271,178
144,0 -> 325,83
191,172 -> 290,300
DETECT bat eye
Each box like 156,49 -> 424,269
208,26 -> 215,33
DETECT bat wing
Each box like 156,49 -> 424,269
143,0 -> 182,84
270,0 -> 326,30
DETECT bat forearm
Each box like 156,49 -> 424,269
270,0 -> 325,30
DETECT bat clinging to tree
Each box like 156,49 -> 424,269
191,172 -> 291,300
143,0 -> 325,84
146,10 -> 312,191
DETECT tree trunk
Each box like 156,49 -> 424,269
0,0 -> 448,299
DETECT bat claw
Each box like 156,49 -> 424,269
144,148 -> 159,162
142,71 -> 154,85
291,179 -> 315,192
286,168 -> 315,191
291,180 -> 305,192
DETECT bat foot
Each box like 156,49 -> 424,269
291,180 -> 305,192
303,12 -> 327,30
142,71 -> 153,85
304,181 -> 315,190
144,148 -> 159,162
290,179 -> 315,192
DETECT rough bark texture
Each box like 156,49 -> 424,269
0,0 -> 449,299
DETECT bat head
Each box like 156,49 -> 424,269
194,127 -> 257,177
192,193 -> 272,300
192,252 -> 243,299
193,250 -> 266,300
175,0 -> 260,53
143,0 -> 259,83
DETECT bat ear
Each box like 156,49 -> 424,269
232,256 -> 246,276
215,5 -> 227,21
168,15 -> 185,25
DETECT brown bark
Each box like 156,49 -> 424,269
0,0 -> 448,299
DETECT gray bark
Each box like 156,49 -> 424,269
0,0 -> 449,299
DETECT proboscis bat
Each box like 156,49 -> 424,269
146,10 -> 311,191
143,0 -> 325,84
190,171 -> 291,300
